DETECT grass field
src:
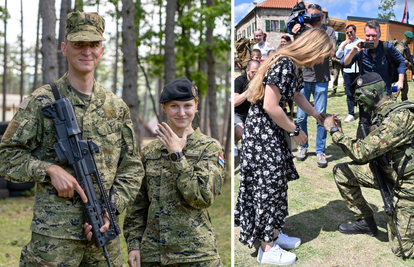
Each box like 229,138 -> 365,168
234,83 -> 414,267
0,173 -> 231,267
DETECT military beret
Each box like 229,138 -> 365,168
405,31 -> 414,39
352,72 -> 386,90
66,11 -> 106,42
159,77 -> 198,103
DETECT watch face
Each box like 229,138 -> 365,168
170,153 -> 178,161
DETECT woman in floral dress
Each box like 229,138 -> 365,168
235,29 -> 334,266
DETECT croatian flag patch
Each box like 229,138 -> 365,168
218,154 -> 225,168
383,116 -> 391,123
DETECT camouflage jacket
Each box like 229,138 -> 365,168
332,100 -> 414,198
123,128 -> 225,264
394,41 -> 412,68
0,73 -> 144,239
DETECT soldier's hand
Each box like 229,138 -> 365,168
156,122 -> 189,154
47,164 -> 87,203
128,250 -> 141,267
323,115 -> 339,132
84,210 -> 111,248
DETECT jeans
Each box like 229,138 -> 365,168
296,81 -> 328,154
343,72 -> 358,116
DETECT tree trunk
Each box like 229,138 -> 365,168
58,0 -> 71,77
122,0 -> 141,153
33,0 -> 41,91
112,3 -> 119,94
2,0 -> 7,121
162,0 -> 177,123
41,0 -> 58,84
20,0 -> 24,102
206,0 -> 218,140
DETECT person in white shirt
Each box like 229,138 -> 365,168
253,29 -> 275,59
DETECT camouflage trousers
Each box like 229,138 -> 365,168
141,259 -> 222,267
333,162 -> 414,258
332,61 -> 343,89
391,74 -> 409,102
19,232 -> 122,267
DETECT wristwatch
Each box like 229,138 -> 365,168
169,152 -> 184,162
289,124 -> 301,137
330,126 -> 339,135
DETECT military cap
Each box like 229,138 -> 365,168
159,77 -> 198,103
352,72 -> 386,91
65,11 -> 106,42
404,31 -> 414,39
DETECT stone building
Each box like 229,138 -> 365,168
235,0 -> 329,49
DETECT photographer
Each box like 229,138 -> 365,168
291,3 -> 336,168
342,20 -> 405,137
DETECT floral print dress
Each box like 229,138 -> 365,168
235,57 -> 303,248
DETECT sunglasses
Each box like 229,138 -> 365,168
308,4 -> 322,10
346,31 -> 353,35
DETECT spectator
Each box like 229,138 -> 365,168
253,29 -> 275,59
330,38 -> 344,95
336,24 -> 360,123
291,3 -> 336,168
251,48 -> 262,62
277,35 -> 293,50
343,20 -> 405,138
394,31 -> 414,101
234,60 -> 260,147
267,49 -> 277,59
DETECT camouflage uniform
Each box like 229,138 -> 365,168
332,99 -> 414,258
124,128 -> 225,266
0,73 -> 143,265
394,41 -> 411,101
330,57 -> 343,90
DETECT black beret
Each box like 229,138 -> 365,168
351,72 -> 385,90
159,77 -> 198,104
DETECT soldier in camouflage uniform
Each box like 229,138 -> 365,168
322,72 -> 414,258
394,31 -> 414,101
124,77 -> 226,267
0,11 -> 143,266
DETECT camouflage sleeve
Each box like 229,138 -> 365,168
0,95 -> 52,183
123,178 -> 149,252
332,109 -> 414,163
112,109 -> 145,214
171,142 -> 225,209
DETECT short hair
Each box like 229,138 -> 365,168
364,20 -> 381,35
247,60 -> 260,70
251,49 -> 262,56
346,25 -> 356,31
254,29 -> 264,35
281,35 -> 292,42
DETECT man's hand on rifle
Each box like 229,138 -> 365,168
47,164 -> 88,203
84,209 -> 111,248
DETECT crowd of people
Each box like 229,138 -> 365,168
235,2 -> 414,265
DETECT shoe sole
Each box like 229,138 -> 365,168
317,162 -> 327,168
259,258 -> 297,265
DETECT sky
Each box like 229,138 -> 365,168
234,0 -> 413,26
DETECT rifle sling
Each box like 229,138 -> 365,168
49,82 -> 60,101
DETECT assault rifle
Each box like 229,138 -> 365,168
42,98 -> 121,267
360,127 -> 405,258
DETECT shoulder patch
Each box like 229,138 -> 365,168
383,116 -> 391,123
2,119 -> 20,143
186,150 -> 201,157
218,154 -> 225,168
103,108 -> 117,118
19,97 -> 30,110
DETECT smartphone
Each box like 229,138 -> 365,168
360,41 -> 375,49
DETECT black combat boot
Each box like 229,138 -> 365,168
338,216 -> 378,236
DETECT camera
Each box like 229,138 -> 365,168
286,1 -> 321,35
360,41 -> 375,49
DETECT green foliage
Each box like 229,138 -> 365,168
378,0 -> 396,20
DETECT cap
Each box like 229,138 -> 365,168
65,11 -> 106,42
159,77 -> 198,104
352,72 -> 386,91
404,31 -> 414,39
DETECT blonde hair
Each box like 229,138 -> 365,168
246,28 -> 334,104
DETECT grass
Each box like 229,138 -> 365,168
234,83 -> 414,267
0,175 -> 231,267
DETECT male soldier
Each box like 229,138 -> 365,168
394,31 -> 414,101
322,72 -> 414,258
330,39 -> 344,95
0,12 -> 143,266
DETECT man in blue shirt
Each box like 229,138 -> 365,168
336,24 -> 360,123
342,20 -> 405,137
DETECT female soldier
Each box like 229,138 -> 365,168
235,28 -> 334,265
124,77 -> 225,267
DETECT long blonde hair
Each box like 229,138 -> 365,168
247,28 -> 334,104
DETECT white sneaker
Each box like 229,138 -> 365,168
274,231 -> 301,250
257,244 -> 297,265
344,114 -> 355,123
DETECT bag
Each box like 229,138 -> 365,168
383,41 -> 399,83
235,37 -> 254,69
